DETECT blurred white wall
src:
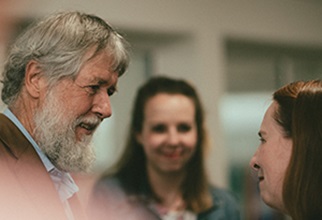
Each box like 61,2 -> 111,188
1,0 -> 322,188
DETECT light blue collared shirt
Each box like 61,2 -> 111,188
3,108 -> 78,219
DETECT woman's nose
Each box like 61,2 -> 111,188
167,129 -> 180,145
249,151 -> 260,171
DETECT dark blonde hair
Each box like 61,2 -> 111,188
101,76 -> 212,213
273,80 -> 322,219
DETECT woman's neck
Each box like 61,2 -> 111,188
147,166 -> 186,211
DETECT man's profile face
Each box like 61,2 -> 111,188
34,50 -> 119,172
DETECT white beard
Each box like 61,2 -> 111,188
33,89 -> 99,173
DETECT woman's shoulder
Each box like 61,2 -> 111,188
209,186 -> 238,205
198,186 -> 241,220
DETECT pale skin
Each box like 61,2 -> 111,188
136,93 -> 197,210
249,101 -> 292,212
11,49 -> 118,142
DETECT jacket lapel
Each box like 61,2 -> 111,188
0,114 -> 68,220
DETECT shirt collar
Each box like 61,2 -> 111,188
50,168 -> 79,201
3,108 -> 55,172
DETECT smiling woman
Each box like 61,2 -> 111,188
89,76 -> 241,220
250,80 -> 322,220
250,101 -> 292,212
137,93 -> 197,174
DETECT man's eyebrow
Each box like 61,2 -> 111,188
86,76 -> 108,85
99,78 -> 119,92
86,76 -> 119,90
97,79 -> 108,85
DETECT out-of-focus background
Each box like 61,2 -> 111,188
1,1 -> 322,219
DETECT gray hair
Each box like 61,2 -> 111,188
1,11 -> 130,106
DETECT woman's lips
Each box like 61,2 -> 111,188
163,152 -> 181,159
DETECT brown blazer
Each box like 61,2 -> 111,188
0,113 -> 87,220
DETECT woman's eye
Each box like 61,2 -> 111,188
151,124 -> 166,133
178,124 -> 191,132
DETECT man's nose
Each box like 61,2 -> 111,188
92,90 -> 112,119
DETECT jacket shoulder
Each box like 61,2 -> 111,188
0,114 -> 30,158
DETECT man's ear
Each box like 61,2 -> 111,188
25,60 -> 44,99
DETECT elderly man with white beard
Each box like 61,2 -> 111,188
0,11 -> 129,220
